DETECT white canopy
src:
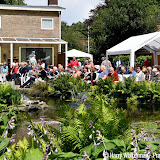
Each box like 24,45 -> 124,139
106,31 -> 160,67
65,49 -> 93,67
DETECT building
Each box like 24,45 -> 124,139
0,0 -> 68,66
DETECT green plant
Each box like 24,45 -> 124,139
57,97 -> 129,153
94,78 -> 160,111
49,74 -> 90,100
0,84 -> 21,106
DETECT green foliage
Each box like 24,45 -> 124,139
49,74 -> 90,100
50,152 -> 83,160
113,55 -> 130,67
136,56 -> 152,66
24,148 -> 44,160
88,0 -> 160,63
29,81 -> 49,97
0,138 -> 10,153
58,97 -> 129,153
4,0 -> 25,5
0,84 -> 21,106
61,21 -> 88,52
94,78 -> 160,111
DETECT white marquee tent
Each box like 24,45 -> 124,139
65,49 -> 93,67
106,31 -> 160,67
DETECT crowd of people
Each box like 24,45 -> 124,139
0,55 -> 160,88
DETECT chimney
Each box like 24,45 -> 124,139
48,0 -> 58,6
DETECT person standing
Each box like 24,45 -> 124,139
114,56 -> 124,72
101,58 -> 112,69
70,56 -> 79,68
144,57 -> 150,67
29,55 -> 37,67
77,59 -> 82,68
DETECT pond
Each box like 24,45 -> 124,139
19,94 -> 160,142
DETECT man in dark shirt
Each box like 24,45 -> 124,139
38,66 -> 46,80
19,62 -> 28,76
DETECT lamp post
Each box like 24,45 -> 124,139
88,26 -> 90,54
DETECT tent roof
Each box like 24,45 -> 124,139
66,49 -> 93,59
107,31 -> 160,55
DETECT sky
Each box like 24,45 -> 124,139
24,0 -> 103,25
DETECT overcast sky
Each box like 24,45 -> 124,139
24,0 -> 103,25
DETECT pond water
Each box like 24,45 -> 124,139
20,94 -> 160,142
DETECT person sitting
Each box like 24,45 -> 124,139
81,66 -> 89,80
142,68 -> 150,80
72,67 -> 81,78
20,66 -> 37,88
47,66 -> 58,80
152,68 -> 160,82
38,66 -> 47,80
98,65 -> 108,79
103,67 -> 119,82
11,63 -> 19,80
66,65 -> 73,76
41,60 -> 45,70
0,62 -> 8,83
88,59 -> 94,68
57,65 -> 65,76
147,66 -> 154,80
85,67 -> 97,85
19,62 -> 28,77
135,66 -> 145,81
129,66 -> 137,78
119,66 -> 129,74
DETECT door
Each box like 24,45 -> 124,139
158,55 -> 160,65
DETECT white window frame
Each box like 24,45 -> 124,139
0,16 -> 1,29
41,18 -> 54,30
20,47 -> 54,65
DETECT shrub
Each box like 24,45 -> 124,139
49,74 -> 90,100
94,78 -> 160,111
0,84 -> 21,106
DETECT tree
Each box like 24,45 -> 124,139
61,21 -> 88,52
87,0 -> 160,64
0,0 -> 26,5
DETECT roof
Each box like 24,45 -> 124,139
0,37 -> 67,44
107,31 -> 160,55
66,49 -> 93,60
0,4 -> 65,12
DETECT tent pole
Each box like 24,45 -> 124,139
106,50 -> 108,70
65,43 -> 68,69
130,50 -> 135,67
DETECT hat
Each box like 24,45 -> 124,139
95,65 -> 100,70
152,68 -> 158,72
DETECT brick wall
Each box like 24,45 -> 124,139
0,10 -> 60,38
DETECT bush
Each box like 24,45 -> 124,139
49,74 -> 90,100
94,78 -> 160,111
0,84 -> 21,106
112,55 -> 152,67
136,55 -> 152,66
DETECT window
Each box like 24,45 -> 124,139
41,18 -> 54,30
21,48 -> 53,65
